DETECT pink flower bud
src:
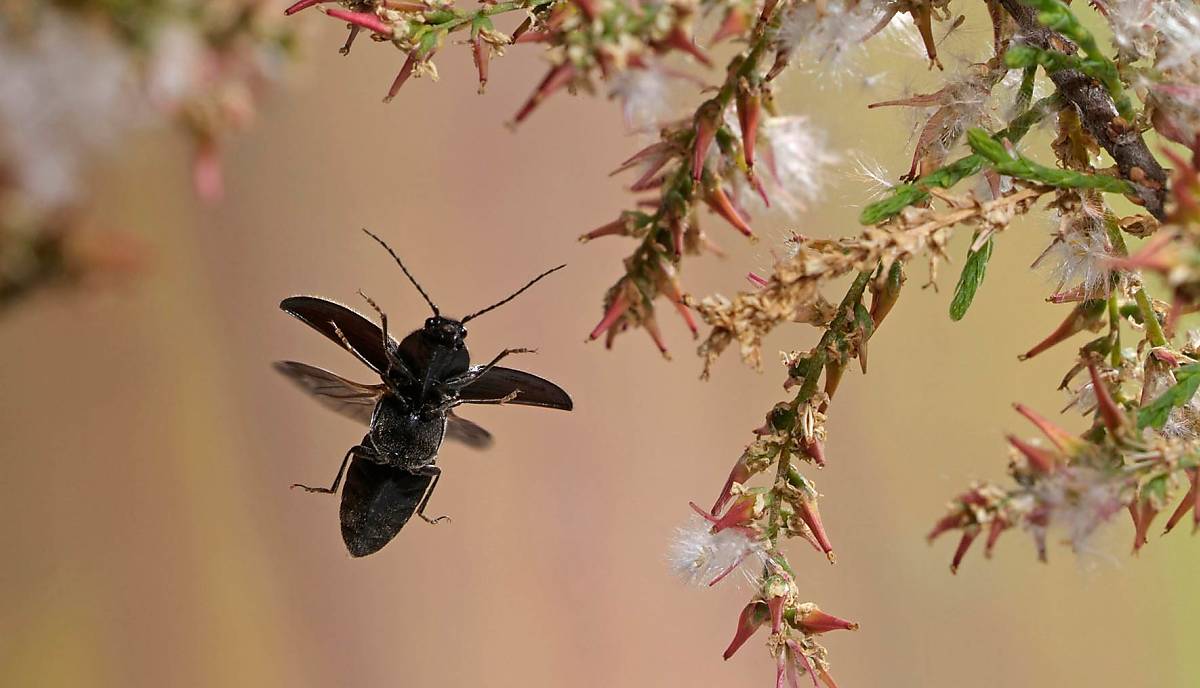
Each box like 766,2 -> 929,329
193,143 -> 223,202
324,8 -> 394,36
588,288 -> 631,341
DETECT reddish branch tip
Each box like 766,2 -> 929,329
284,0 -> 327,15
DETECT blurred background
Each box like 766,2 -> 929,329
3,6 -> 1199,688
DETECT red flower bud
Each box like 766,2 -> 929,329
691,100 -> 722,182
690,494 -> 758,533
802,438 -> 826,468
711,457 -> 752,516
736,82 -> 761,169
1019,299 -> 1106,360
662,27 -> 712,67
1131,498 -> 1159,554
704,185 -> 754,237
1014,403 -> 1085,454
711,8 -> 748,45
471,37 -> 489,93
384,52 -> 420,102
768,592 -> 787,633
579,216 -> 629,242
797,495 -> 834,562
1163,468 -> 1197,535
1087,362 -> 1126,434
984,517 -> 1009,558
642,310 -> 670,359
869,262 -> 904,328
513,62 -> 576,124
950,525 -> 980,574
794,605 -> 859,634
1006,435 -> 1056,474
723,601 -> 770,659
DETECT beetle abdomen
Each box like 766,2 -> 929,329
369,394 -> 446,469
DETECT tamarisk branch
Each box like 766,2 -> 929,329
999,0 -> 1168,219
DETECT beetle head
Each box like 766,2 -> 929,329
423,316 -> 466,347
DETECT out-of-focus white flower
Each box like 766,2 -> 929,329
668,514 -> 762,586
1153,1 -> 1200,73
0,11 -> 139,208
609,65 -> 676,132
755,116 -> 841,217
147,22 -> 208,109
779,0 -> 891,78
1031,466 -> 1126,554
1032,209 -> 1114,299
1099,0 -> 1157,60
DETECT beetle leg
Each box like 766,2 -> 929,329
441,390 -> 520,412
445,347 -> 536,390
339,25 -> 360,56
291,443 -> 367,494
413,466 -> 451,524
356,290 -> 417,382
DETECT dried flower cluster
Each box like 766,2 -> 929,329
286,0 -> 1200,684
0,1 -> 293,312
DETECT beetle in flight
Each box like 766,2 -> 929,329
275,229 -> 573,557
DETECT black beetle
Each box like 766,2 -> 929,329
275,229 -> 572,557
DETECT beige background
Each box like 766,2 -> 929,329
2,17 -> 1198,688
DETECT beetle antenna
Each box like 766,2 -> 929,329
362,228 -> 439,316
461,264 -> 566,323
